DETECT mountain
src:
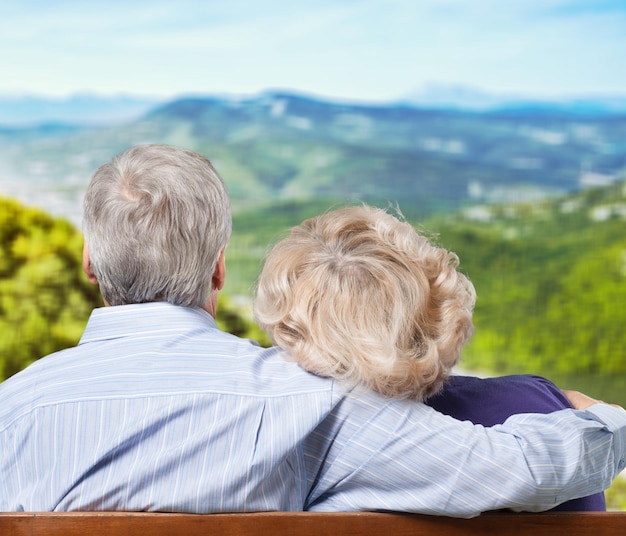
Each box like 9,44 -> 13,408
401,83 -> 626,115
0,90 -> 625,226
0,93 -> 164,126
131,91 -> 626,209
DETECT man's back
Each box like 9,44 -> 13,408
0,303 -> 335,512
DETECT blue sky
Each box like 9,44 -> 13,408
1,0 -> 625,102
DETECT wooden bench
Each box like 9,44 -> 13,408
1,511 -> 625,536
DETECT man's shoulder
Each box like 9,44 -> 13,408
0,327 -> 337,433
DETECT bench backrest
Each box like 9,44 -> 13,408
1,512 -> 626,536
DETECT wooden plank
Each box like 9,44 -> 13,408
1,512 -> 626,536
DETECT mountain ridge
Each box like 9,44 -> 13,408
2,85 -> 626,128
0,93 -> 164,127
399,83 -> 626,115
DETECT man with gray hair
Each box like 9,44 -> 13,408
1,144 -> 625,515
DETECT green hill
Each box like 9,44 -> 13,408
432,182 -> 626,393
147,93 -> 626,214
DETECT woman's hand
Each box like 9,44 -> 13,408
562,389 -> 625,411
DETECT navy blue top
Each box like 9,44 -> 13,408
426,374 -> 606,511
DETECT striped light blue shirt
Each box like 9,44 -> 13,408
1,303 -> 625,516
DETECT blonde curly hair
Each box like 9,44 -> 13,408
253,205 -> 476,400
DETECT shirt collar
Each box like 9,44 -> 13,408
79,302 -> 218,345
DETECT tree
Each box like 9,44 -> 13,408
0,196 -> 103,379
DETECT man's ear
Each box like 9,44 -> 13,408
212,247 -> 227,291
203,247 -> 228,317
82,242 -> 98,285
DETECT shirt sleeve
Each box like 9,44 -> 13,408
423,374 -> 607,511
304,389 -> 626,517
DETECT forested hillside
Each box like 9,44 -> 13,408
434,182 -> 626,384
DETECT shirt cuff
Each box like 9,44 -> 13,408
582,403 -> 626,473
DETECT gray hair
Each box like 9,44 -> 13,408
83,144 -> 231,307
254,205 -> 476,400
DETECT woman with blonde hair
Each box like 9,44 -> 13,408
254,204 -> 605,511
254,204 -> 474,400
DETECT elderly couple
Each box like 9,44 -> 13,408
1,144 -> 623,515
